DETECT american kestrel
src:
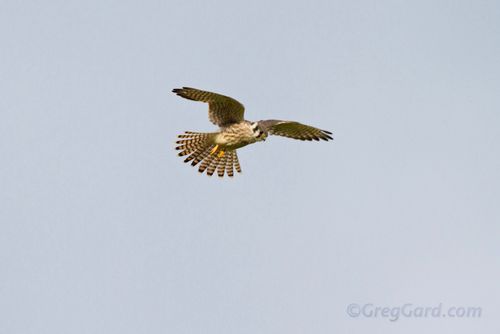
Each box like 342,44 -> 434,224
173,87 -> 333,177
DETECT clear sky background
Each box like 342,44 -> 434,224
1,0 -> 499,333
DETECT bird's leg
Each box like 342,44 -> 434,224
217,150 -> 225,158
210,145 -> 219,155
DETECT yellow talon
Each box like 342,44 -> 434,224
210,145 -> 219,155
217,150 -> 225,158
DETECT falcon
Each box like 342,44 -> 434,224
173,87 -> 333,177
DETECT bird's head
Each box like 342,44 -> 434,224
251,122 -> 268,142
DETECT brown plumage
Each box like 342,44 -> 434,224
173,87 -> 332,177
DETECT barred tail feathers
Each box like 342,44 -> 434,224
176,132 -> 214,157
233,151 -> 242,173
175,131 -> 242,177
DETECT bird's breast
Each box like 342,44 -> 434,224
215,123 -> 257,149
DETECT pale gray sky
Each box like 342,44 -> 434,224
1,0 -> 499,333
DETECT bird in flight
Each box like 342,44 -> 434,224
173,87 -> 333,177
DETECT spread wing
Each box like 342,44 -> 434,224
258,120 -> 333,141
172,87 -> 245,127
